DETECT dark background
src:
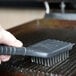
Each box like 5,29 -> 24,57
0,0 -> 75,9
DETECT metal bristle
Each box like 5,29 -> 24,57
31,50 -> 70,67
30,39 -> 74,66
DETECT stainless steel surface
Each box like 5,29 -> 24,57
45,13 -> 76,20
44,1 -> 76,20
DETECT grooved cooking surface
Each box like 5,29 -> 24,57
0,48 -> 76,76
0,19 -> 76,76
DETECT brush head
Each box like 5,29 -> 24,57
28,39 -> 75,66
27,39 -> 74,58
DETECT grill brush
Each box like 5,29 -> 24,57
0,39 -> 74,66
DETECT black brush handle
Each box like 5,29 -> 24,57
0,45 -> 26,56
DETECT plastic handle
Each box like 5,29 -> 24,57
0,45 -> 26,56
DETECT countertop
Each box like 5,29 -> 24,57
0,8 -> 45,29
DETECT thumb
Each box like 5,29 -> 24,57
0,30 -> 23,47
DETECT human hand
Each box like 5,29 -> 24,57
0,26 -> 23,64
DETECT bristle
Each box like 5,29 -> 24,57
30,39 -> 74,66
31,50 -> 70,66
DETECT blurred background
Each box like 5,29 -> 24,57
0,1 -> 45,29
0,0 -> 76,29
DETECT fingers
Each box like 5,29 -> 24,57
0,30 -> 23,47
0,55 -> 11,62
0,26 -> 23,64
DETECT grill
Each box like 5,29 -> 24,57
0,19 -> 76,76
